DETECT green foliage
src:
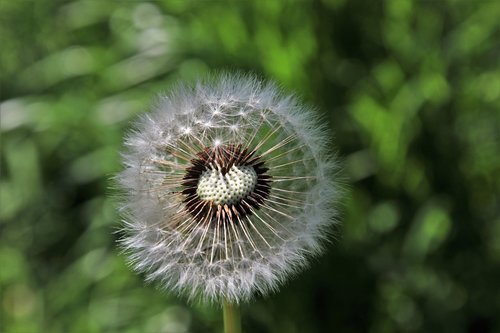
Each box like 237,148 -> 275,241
1,0 -> 499,332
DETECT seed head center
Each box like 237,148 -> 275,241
181,144 -> 271,223
196,165 -> 257,205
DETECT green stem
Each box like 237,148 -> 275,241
223,299 -> 242,333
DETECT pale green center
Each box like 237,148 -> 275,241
196,165 -> 258,205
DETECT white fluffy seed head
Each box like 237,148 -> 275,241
117,73 -> 342,304
197,166 -> 257,205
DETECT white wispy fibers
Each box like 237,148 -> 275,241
117,73 -> 342,304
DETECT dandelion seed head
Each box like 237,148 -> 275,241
117,73 -> 342,304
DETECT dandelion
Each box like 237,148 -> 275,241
117,73 -> 341,331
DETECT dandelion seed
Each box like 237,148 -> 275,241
117,73 -> 342,304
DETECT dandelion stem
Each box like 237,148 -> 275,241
223,299 -> 242,333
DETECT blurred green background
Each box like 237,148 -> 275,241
1,0 -> 499,332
